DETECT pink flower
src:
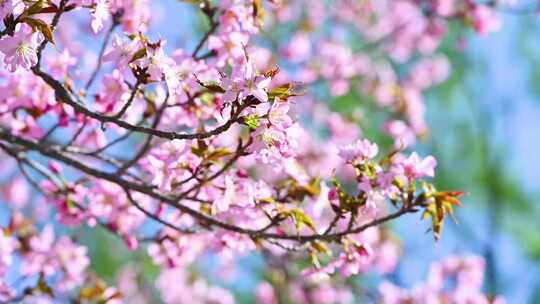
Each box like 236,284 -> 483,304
327,244 -> 374,277
382,120 -> 416,148
140,42 -> 174,82
96,69 -> 128,112
0,280 -> 15,302
213,174 -> 257,214
1,176 -> 28,209
12,116 -> 44,138
268,99 -> 293,129
91,0 -> 110,34
0,0 -> 24,20
470,5 -> 501,35
208,31 -> 249,65
103,34 -> 141,69
358,178 -> 384,215
48,160 -> 62,174
374,241 -> 400,273
213,176 -> 235,214
114,0 -> 150,33
0,233 -> 16,276
398,152 -> 437,179
251,123 -> 300,166
54,236 -> 90,291
434,0 -> 457,17
379,255 -> 501,304
46,49 -> 77,78
256,282 -> 278,304
338,139 -> 378,163
0,24 -> 41,72
221,60 -> 271,103
156,267 -> 235,304
22,225 -> 57,277
281,32 -> 311,62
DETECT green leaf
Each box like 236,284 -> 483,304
206,148 -> 232,162
191,145 -> 207,157
268,83 -> 301,101
311,240 -> 330,255
283,208 -> 316,233
197,80 -> 226,93
242,115 -> 259,130
130,48 -> 147,63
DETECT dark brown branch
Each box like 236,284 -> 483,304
123,187 -> 196,234
0,129 -> 417,243
31,68 -> 250,141
116,90 -> 169,176
112,80 -> 142,119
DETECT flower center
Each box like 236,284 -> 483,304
15,43 -> 33,59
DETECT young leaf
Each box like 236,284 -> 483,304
282,208 -> 317,233
24,18 -> 54,44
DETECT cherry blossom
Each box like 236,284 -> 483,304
221,59 -> 271,103
338,139 -> 379,163
0,24 -> 40,72
90,0 -> 110,34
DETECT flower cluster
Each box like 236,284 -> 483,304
0,214 -> 118,302
379,255 -> 506,304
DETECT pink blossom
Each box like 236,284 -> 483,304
338,139 -> 379,163
96,69 -> 128,113
327,244 -> 374,277
0,0 -> 23,20
470,5 -> 501,35
46,49 -> 77,78
0,280 -> 15,302
357,178 -> 384,215
281,32 -> 311,62
0,1 -> 516,302
0,233 -> 15,276
140,42 -> 174,81
251,123 -> 300,166
0,24 -> 41,72
382,120 -> 416,148
113,0 -> 150,33
91,0 -> 110,34
221,59 -> 271,103
397,152 -> 437,179
379,255 -> 503,304
1,176 -> 28,209
208,31 -> 249,65
11,116 -> 43,138
48,160 -> 62,174
54,236 -> 90,291
103,34 -> 141,69
22,225 -> 57,277
267,99 -> 293,129
256,282 -> 278,304
156,267 -> 235,304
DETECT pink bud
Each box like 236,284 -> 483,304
124,235 -> 138,251
48,161 -> 62,174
